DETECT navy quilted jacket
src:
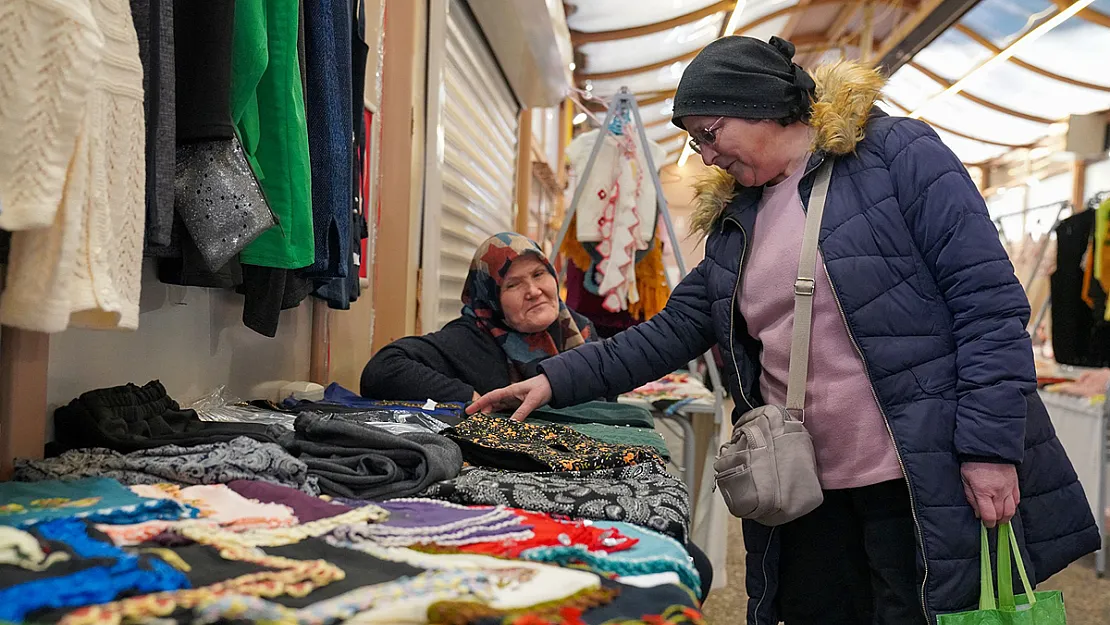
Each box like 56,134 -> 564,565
539,67 -> 1099,623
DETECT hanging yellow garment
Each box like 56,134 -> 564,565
558,213 -> 671,321
1096,198 -> 1110,320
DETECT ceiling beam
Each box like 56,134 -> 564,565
573,0 -> 915,47
954,23 -> 1110,92
576,31 -> 829,82
1051,0 -> 1110,28
874,0 -> 976,74
884,97 -> 1034,148
728,0 -> 907,43
908,61 -> 1055,124
577,48 -> 700,82
570,0 -> 735,45
584,89 -> 678,111
799,4 -> 862,65
781,0 -> 816,41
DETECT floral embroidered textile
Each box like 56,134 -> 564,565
519,521 -> 700,594
420,464 -> 689,542
97,484 -> 298,546
451,511 -> 638,559
0,518 -> 190,623
189,569 -> 533,625
173,504 -> 388,548
444,414 -> 663,473
59,525 -> 346,625
0,477 -> 198,528
0,525 -> 70,571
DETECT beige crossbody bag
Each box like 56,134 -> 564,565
713,159 -> 833,526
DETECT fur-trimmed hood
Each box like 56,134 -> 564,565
687,61 -> 886,236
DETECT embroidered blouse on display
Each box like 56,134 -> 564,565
420,463 -> 690,542
0,518 -> 190,623
0,477 -> 198,528
443,414 -> 663,473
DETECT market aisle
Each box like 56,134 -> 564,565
699,515 -> 1110,624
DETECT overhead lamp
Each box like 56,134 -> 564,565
572,112 -> 588,125
677,138 -> 695,167
722,0 -> 749,36
909,0 -> 1098,120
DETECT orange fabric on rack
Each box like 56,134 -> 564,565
1082,239 -> 1096,308
630,240 -> 669,321
558,213 -> 671,321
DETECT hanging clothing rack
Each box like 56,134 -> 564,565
552,87 -> 727,505
1032,194 -> 1110,340
1088,190 -> 1110,211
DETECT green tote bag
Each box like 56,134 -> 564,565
937,523 -> 1066,625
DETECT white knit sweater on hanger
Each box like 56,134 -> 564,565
0,0 -> 146,332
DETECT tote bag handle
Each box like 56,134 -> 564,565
979,522 -> 1036,611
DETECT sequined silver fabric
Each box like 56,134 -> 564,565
174,138 -> 276,270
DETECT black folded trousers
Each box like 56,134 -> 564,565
50,380 -> 283,455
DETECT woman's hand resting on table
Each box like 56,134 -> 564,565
467,375 -> 553,421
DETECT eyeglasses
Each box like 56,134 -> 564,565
688,117 -> 725,154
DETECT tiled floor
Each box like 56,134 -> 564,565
700,516 -> 1110,624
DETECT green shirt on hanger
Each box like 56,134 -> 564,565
231,0 -> 315,269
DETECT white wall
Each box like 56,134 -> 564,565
47,262 -> 314,410
1026,171 -> 1072,209
1086,158 -> 1110,202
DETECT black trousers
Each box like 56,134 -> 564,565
777,479 -> 927,625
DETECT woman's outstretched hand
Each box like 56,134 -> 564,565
467,375 -> 553,422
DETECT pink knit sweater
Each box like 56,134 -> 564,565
737,163 -> 904,490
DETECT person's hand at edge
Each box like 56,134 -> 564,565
467,375 -> 553,421
961,462 -> 1020,528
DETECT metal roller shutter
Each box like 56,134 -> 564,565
422,0 -> 520,332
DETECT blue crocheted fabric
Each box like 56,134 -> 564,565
0,477 -> 198,528
520,521 -> 700,593
0,518 -> 190,622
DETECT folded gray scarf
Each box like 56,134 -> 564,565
290,413 -> 462,500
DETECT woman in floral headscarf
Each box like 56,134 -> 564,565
360,233 -> 597,403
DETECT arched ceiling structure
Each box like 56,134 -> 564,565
565,0 -> 1110,167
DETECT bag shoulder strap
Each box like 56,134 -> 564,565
786,159 -> 834,415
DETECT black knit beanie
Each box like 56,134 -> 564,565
672,36 -> 816,130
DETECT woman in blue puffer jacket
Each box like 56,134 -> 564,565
471,36 -> 1098,624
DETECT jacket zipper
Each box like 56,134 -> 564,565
723,217 -> 755,414
723,156 -> 826,624
822,260 -> 930,621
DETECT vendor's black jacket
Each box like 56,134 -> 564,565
360,316 -> 518,402
360,315 -> 604,403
